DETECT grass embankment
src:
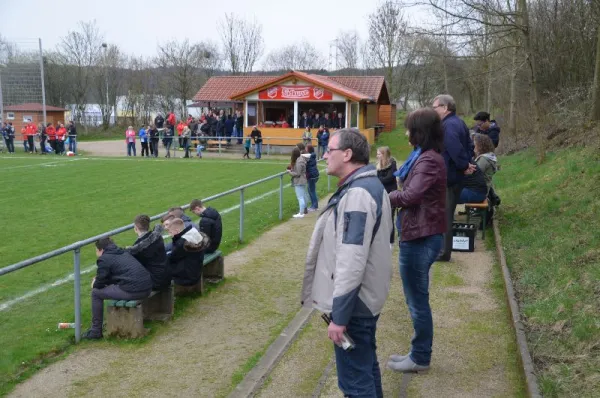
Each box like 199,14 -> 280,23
371,111 -> 412,162
495,147 -> 600,397
0,155 -> 332,395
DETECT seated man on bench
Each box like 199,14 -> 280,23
83,237 -> 153,340
168,207 -> 194,228
127,214 -> 171,291
165,218 -> 210,286
189,199 -> 222,254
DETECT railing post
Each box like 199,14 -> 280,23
267,143 -> 271,156
239,188 -> 244,242
279,174 -> 284,220
73,248 -> 82,343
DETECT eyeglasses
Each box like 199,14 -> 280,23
326,147 -> 344,153
432,104 -> 446,110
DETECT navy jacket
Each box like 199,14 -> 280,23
475,121 -> 500,148
94,244 -> 153,293
306,153 -> 320,179
198,207 -> 222,253
128,226 -> 171,290
442,113 -> 473,187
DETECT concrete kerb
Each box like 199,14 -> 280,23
492,219 -> 542,398
229,307 -> 315,398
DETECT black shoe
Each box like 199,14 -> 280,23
82,328 -> 103,340
436,254 -> 451,262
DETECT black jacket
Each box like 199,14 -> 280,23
377,159 -> 398,193
127,225 -> 171,290
236,116 -> 243,130
198,207 -> 222,253
154,115 -> 165,128
94,244 -> 153,293
169,226 -> 210,286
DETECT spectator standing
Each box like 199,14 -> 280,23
46,123 -> 56,153
177,120 -> 186,149
67,121 -> 77,154
301,128 -> 392,398
56,123 -> 67,155
127,215 -> 171,291
189,199 -> 223,254
154,113 -> 165,129
376,146 -> 398,245
473,111 -> 500,148
6,123 -> 15,153
139,125 -> 149,157
181,126 -> 191,158
243,134 -> 251,159
316,126 -> 329,159
38,122 -> 47,154
432,94 -> 474,262
305,144 -> 320,211
148,124 -> 159,157
82,237 -> 152,340
164,124 -> 174,158
388,108 -> 447,373
125,126 -> 137,156
235,110 -> 244,144
250,126 -> 263,159
302,127 -> 312,146
288,147 -> 308,218
225,114 -> 234,144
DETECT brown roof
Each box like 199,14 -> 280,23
4,103 -> 66,112
193,76 -> 277,102
193,71 -> 389,104
327,76 -> 386,102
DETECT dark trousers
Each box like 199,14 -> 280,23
5,138 -> 14,153
151,138 -> 159,157
182,137 -> 190,158
40,137 -> 47,153
399,234 -> 443,366
243,147 -> 250,158
141,141 -> 149,156
333,315 -> 383,398
56,140 -> 65,154
27,135 -> 34,152
91,285 -> 151,333
164,139 -> 172,157
127,142 -> 136,156
178,136 -> 183,148
307,177 -> 319,209
49,139 -> 56,152
440,184 -> 462,260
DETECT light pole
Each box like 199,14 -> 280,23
101,43 -> 109,126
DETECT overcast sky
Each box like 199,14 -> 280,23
2,0 -> 428,69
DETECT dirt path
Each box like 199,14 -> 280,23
8,210 -> 321,398
77,140 -> 289,160
259,238 -> 526,397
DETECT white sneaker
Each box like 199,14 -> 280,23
293,213 -> 304,218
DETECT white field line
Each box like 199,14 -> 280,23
0,158 -> 85,170
0,170 -> 324,312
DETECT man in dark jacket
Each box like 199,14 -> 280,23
154,113 -> 165,129
83,237 -> 153,339
433,94 -> 475,262
473,111 -> 500,148
67,121 -> 77,154
189,199 -> 222,254
127,215 -> 171,290
165,218 -> 210,286
235,111 -> 244,144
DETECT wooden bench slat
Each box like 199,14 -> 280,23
465,199 -> 489,209
203,250 -> 222,266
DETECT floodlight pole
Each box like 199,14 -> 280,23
39,38 -> 47,126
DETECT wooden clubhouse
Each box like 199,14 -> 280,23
190,70 -> 396,146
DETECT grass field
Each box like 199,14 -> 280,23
0,153 -> 335,394
495,147 -> 600,397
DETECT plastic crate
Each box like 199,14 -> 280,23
452,222 -> 476,252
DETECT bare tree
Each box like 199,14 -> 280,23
96,44 -> 126,127
262,40 -> 324,71
57,21 -> 103,122
336,30 -> 360,71
367,0 -> 410,101
156,39 -> 215,117
219,13 -> 264,74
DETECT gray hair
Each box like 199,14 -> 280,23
333,128 -> 370,165
433,94 -> 456,113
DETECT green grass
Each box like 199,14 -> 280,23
494,146 -> 600,397
0,153 -> 334,395
371,112 -> 412,162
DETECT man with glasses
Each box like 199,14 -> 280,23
432,94 -> 475,262
301,128 -> 392,398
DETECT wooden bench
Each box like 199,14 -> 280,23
174,250 -> 224,296
105,284 -> 174,338
465,199 -> 489,239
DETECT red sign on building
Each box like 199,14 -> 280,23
258,86 -> 333,101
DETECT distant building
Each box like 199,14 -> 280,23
4,103 -> 66,131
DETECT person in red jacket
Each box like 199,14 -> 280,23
46,123 -> 57,153
21,126 -> 28,152
176,121 -> 186,148
56,123 -> 67,154
26,122 -> 37,154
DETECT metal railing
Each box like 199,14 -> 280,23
0,169 -> 332,342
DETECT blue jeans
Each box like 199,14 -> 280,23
459,188 -> 486,204
69,137 -> 77,153
255,142 -> 262,159
399,234 -> 443,366
127,142 -> 136,156
334,315 -> 383,398
319,144 -> 327,158
307,177 -> 319,209
294,184 -> 306,214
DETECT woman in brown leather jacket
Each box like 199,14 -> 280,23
387,108 -> 447,373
